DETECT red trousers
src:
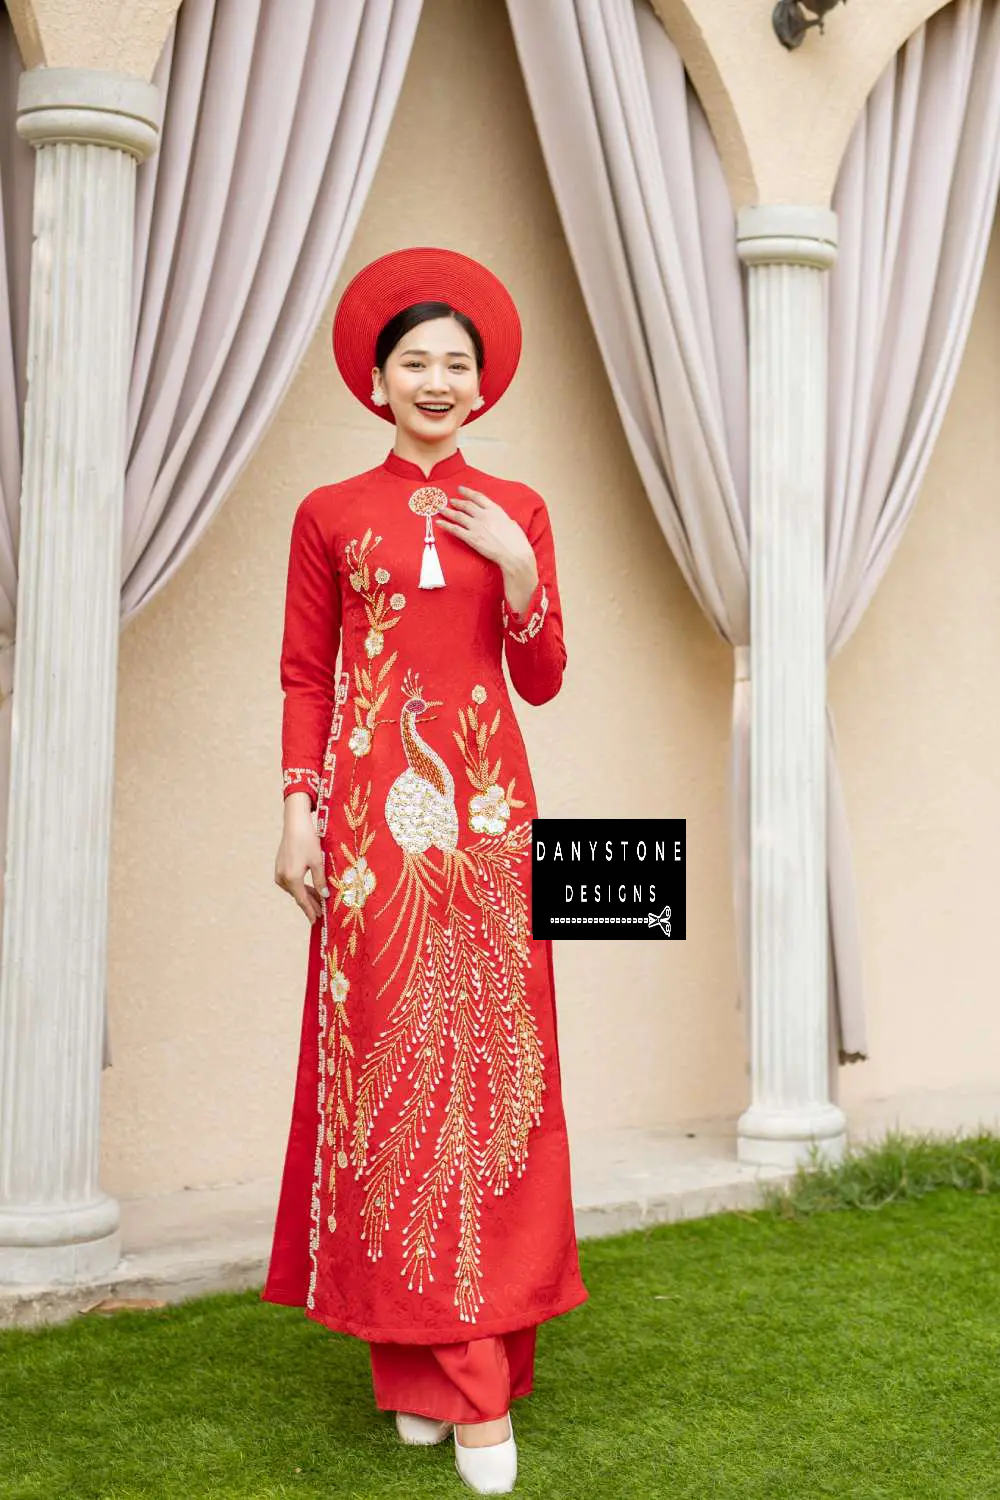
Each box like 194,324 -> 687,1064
369,1327 -> 537,1424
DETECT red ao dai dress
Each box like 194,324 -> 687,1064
261,448 -> 587,1419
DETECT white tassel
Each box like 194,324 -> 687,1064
419,516 -> 446,588
420,543 -> 446,588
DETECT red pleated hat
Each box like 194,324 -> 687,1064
332,247 -> 522,425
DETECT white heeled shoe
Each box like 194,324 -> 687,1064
453,1414 -> 517,1494
394,1410 -> 455,1445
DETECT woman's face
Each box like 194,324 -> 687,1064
372,316 -> 481,441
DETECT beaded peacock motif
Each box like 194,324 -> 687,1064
307,527 -> 543,1324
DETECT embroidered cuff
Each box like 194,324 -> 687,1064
502,581 -> 548,643
283,767 -> 321,803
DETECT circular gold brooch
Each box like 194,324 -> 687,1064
408,486 -> 449,518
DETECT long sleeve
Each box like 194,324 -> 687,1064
280,490 -> 341,807
501,490 -> 567,706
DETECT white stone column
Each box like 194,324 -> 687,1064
0,69 -> 159,1282
735,204 -> 847,1169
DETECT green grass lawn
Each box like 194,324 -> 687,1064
3,1133 -> 1000,1499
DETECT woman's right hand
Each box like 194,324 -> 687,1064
275,792 -> 329,923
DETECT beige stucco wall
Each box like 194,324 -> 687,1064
650,0 -> 956,206
98,0 -> 999,1199
5,0 -> 180,75
833,209 -> 1000,1113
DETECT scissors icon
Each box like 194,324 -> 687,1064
645,903 -> 672,937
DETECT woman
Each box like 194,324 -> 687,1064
261,247 -> 588,1495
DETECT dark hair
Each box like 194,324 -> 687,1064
374,301 -> 484,374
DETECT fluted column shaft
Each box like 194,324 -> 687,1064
0,69 -> 159,1282
735,204 -> 847,1168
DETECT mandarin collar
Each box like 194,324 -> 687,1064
382,448 -> 467,483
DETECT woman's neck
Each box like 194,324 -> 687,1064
390,433 -> 459,479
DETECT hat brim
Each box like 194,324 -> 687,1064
332,247 -> 522,425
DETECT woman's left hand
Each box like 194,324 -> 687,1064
435,486 -> 538,608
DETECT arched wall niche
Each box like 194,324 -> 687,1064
648,0 -> 962,207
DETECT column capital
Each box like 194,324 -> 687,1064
736,204 -> 838,271
16,66 -> 160,160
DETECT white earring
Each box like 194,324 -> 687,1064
471,395 -> 485,411
371,388 -> 388,406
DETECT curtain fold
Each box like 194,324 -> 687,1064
506,0 -> 1000,1066
506,0 -> 753,1034
824,0 -> 1000,1058
0,0 -> 424,1062
122,0 -> 423,618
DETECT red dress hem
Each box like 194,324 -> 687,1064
371,1390 -> 533,1419
258,1283 -> 589,1346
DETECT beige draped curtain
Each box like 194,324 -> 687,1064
0,0 -> 423,1057
123,0 -> 423,617
824,0 -> 1000,1048
506,0 -> 1000,1065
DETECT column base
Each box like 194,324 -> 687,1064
0,1195 -> 121,1284
736,1102 -> 848,1168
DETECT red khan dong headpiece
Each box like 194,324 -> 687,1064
332,247 -> 522,424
